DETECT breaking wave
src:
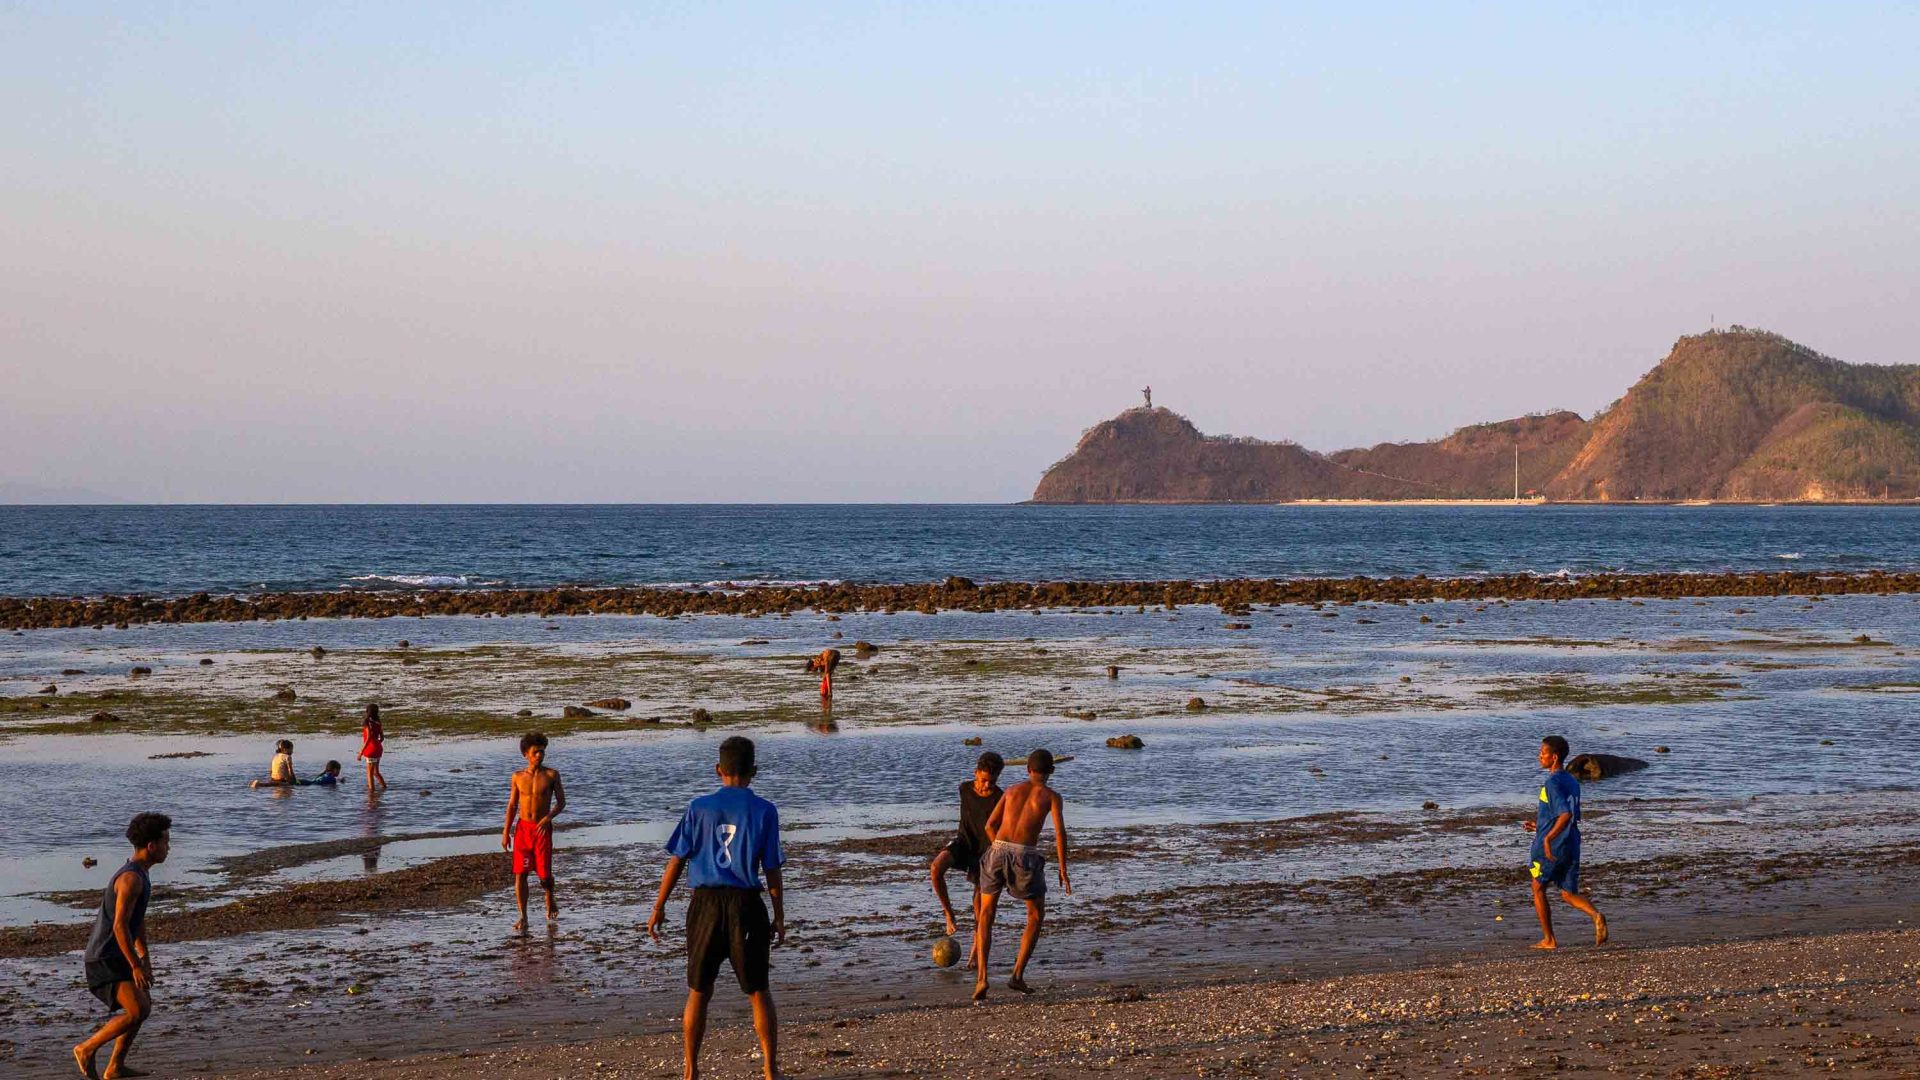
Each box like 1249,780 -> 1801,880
349,573 -> 498,587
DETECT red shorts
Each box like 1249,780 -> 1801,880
512,820 -> 553,883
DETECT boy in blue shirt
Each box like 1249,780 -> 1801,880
649,736 -> 786,1080
1524,735 -> 1609,949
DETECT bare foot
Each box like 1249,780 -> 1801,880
1594,915 -> 1609,946
74,1045 -> 100,1080
546,904 -> 559,922
511,917 -> 527,934
972,979 -> 988,1003
1530,938 -> 1557,951
104,1066 -> 149,1079
1007,974 -> 1034,994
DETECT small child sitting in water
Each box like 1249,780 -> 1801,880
250,740 -> 296,788
309,760 -> 344,786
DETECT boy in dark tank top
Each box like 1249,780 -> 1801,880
74,811 -> 171,1080
930,751 -> 1005,942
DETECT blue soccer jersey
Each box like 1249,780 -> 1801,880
1530,769 -> 1582,888
666,786 -> 785,890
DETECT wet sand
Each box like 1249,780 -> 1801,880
221,927 -> 1920,1078
6,803 -> 1920,1077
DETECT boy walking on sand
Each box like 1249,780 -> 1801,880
974,748 -> 1070,1002
930,751 -> 1005,943
1524,735 -> 1608,949
502,732 -> 566,933
648,736 -> 786,1080
74,812 -> 171,1080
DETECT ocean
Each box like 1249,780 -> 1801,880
4,503 -> 1919,597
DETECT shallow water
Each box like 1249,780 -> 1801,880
4,593 -> 1917,922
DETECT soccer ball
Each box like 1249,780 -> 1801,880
931,936 -> 961,968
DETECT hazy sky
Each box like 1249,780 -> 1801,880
4,3 -> 1916,502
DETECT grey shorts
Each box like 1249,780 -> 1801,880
978,840 -> 1047,901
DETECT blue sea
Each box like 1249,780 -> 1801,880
3,503 -> 1918,596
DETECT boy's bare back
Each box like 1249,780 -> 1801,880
990,781 -> 1061,846
511,766 -> 561,821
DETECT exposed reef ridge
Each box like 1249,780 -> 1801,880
6,570 -> 1920,629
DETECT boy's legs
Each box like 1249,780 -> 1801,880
972,890 -> 1000,1002
680,988 -> 710,1080
748,989 -> 779,1080
929,848 -> 959,935
1558,888 -> 1608,944
1529,879 -> 1556,949
969,882 -> 984,969
1007,897 -> 1045,993
512,871 -> 529,932
74,981 -> 148,1080
542,873 -> 558,920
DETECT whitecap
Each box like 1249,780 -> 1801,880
349,573 -> 475,587
1774,552 -> 1804,560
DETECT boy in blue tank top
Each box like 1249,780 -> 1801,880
649,736 -> 786,1080
74,811 -> 171,1080
1525,735 -> 1609,949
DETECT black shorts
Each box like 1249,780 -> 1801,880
686,887 -> 772,995
942,837 -> 982,882
85,957 -> 132,1011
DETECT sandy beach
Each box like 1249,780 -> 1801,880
213,927 -> 1920,1079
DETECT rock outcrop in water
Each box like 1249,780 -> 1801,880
5,570 -> 1920,628
1032,329 -> 1920,503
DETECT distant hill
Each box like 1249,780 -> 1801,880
1029,408 -> 1423,503
1547,330 -> 1920,501
1031,330 -> 1920,503
1330,411 -> 1590,499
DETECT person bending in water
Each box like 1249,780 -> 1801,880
310,761 -> 344,786
805,648 -> 841,698
74,811 -> 170,1080
249,740 -> 296,788
502,731 -> 566,932
648,736 -> 787,1080
1524,735 -> 1608,950
931,751 -> 1004,949
358,704 -> 388,792
974,749 -> 1070,1002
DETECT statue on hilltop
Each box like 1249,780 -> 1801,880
1142,386 -> 1152,409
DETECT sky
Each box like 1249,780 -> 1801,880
3,2 -> 1917,502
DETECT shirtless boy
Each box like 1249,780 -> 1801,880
502,732 -> 566,932
1524,735 -> 1608,949
74,812 -> 170,1080
974,749 -> 1070,1002
930,751 -> 1004,946
805,648 -> 841,698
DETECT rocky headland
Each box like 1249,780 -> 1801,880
1032,328 -> 1920,502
